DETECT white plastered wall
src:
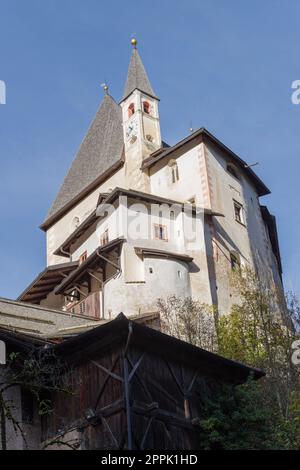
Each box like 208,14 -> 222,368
46,166 -> 126,266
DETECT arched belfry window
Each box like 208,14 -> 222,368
168,159 -> 179,183
143,101 -> 150,114
128,103 -> 135,118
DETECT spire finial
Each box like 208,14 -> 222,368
100,82 -> 109,94
131,37 -> 137,48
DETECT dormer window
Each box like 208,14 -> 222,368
128,103 -> 135,118
143,101 -> 150,114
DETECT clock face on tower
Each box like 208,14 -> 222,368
126,117 -> 138,141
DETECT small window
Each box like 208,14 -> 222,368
143,101 -> 150,114
227,164 -> 239,179
149,267 -> 153,274
128,103 -> 135,117
21,389 -> 34,424
154,224 -> 168,241
171,163 -> 179,183
230,252 -> 241,271
100,229 -> 109,246
178,270 -> 182,278
233,201 -> 244,225
79,251 -> 87,265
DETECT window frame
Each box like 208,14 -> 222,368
170,163 -> 179,183
143,101 -> 150,114
230,252 -> 241,271
153,223 -> 168,241
128,103 -> 135,118
233,200 -> 245,226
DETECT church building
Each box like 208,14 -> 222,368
18,39 -> 283,320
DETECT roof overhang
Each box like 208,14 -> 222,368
17,261 -> 79,304
120,88 -> 160,104
40,158 -> 125,232
141,128 -> 271,197
52,313 -> 265,383
135,247 -> 194,263
54,238 -> 125,295
55,187 -> 223,258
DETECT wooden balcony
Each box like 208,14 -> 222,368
67,291 -> 101,319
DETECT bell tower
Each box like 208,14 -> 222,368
120,39 -> 161,191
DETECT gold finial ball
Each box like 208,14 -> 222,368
101,83 -> 109,93
131,38 -> 137,47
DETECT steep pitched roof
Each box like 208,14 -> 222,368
41,94 -> 124,230
142,128 -> 271,197
122,48 -> 158,101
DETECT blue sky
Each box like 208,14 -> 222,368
0,0 -> 299,299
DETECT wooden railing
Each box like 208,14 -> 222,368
67,291 -> 101,319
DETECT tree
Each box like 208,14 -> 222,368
0,348 -> 72,450
157,269 -> 300,449
199,377 -> 276,450
157,296 -> 217,352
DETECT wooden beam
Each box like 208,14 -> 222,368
91,360 -> 123,382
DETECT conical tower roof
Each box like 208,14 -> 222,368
122,47 -> 158,101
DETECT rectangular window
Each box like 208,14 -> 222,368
100,229 -> 109,246
233,201 -> 245,225
230,253 -> 240,271
154,224 -> 168,241
79,251 -> 87,265
171,164 -> 179,183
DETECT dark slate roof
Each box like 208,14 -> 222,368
122,48 -> 158,101
42,94 -> 124,229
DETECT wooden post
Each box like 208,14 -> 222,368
123,356 -> 133,450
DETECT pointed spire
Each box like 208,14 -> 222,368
122,39 -> 158,101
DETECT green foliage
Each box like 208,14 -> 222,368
158,269 -> 300,449
199,378 -> 276,449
